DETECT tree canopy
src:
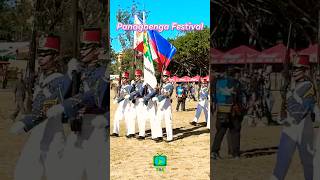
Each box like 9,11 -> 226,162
211,0 -> 320,51
168,27 -> 210,77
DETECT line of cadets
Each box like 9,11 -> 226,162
111,69 -> 210,142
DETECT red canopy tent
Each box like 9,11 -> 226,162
250,43 -> 296,64
168,76 -> 179,82
190,75 -> 201,82
213,45 -> 259,64
178,76 -> 191,82
210,48 -> 224,64
299,44 -> 317,63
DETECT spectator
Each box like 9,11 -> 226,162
176,83 -> 186,111
189,84 -> 197,101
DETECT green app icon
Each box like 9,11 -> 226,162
153,154 -> 167,167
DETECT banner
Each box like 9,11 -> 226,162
143,31 -> 158,88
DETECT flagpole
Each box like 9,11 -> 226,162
159,63 -> 165,92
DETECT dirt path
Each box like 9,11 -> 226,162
212,125 -> 311,180
0,91 -> 27,180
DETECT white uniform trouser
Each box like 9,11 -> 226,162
113,99 -> 129,135
126,101 -> 136,135
193,99 -> 208,123
14,114 -> 65,180
314,105 -> 320,180
156,98 -> 173,141
314,129 -> 320,180
146,100 -> 159,139
135,99 -> 147,137
272,117 -> 314,180
60,114 -> 107,180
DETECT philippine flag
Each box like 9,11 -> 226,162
148,30 -> 177,70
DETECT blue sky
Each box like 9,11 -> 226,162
111,0 -> 210,53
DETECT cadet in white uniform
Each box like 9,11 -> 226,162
271,55 -> 315,180
313,105 -> 320,180
48,28 -> 109,180
111,71 -> 134,137
10,35 -> 72,180
129,69 -> 158,140
191,78 -> 209,128
153,70 -> 174,142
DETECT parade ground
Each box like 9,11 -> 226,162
213,125 -> 313,180
110,89 -> 210,180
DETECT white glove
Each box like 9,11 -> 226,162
46,104 -> 64,118
163,89 -> 169,93
199,100 -> 206,106
67,58 -> 80,78
113,99 -> 118,104
152,97 -> 158,102
139,98 -> 144,102
277,115 -> 294,126
142,82 -> 147,86
68,58 -> 80,70
10,121 -> 25,135
125,95 -> 130,99
91,116 -> 107,128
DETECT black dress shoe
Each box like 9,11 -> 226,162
165,140 -> 173,143
136,136 -> 145,140
211,152 -> 222,160
190,121 -> 197,126
110,133 -> 119,137
126,134 -> 135,138
231,156 -> 240,160
154,137 -> 163,143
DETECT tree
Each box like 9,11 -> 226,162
211,0 -> 320,50
115,1 -> 149,76
116,0 -> 148,50
168,27 -> 210,77
0,0 -> 33,41
110,49 -> 119,74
